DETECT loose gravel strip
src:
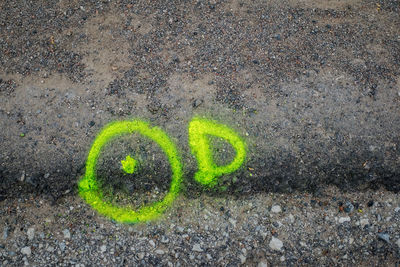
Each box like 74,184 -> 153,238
1,186 -> 399,266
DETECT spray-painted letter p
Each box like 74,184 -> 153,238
188,118 -> 246,187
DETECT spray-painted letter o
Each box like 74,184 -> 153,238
78,120 -> 183,224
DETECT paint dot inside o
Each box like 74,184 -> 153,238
121,155 -> 136,174
78,120 -> 183,224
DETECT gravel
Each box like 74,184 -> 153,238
2,186 -> 394,265
0,0 -> 399,265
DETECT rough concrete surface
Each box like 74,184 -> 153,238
1,0 -> 400,265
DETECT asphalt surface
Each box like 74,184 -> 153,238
0,0 -> 400,265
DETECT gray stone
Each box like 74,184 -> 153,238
2,227 -> 8,240
21,247 -> 31,256
27,227 -> 35,240
62,229 -> 71,239
192,244 -> 203,252
271,205 -> 281,213
239,254 -> 246,264
59,242 -> 66,251
155,249 -> 165,255
269,237 -> 283,251
257,260 -> 269,267
161,236 -> 169,243
378,233 -> 390,243
338,217 -> 351,223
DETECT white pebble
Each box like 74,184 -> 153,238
27,227 -> 35,240
271,205 -> 282,213
21,246 -> 31,256
359,218 -> 369,227
192,244 -> 203,252
269,237 -> 283,251
155,249 -> 165,255
338,216 -> 351,223
63,229 -> 71,239
239,254 -> 246,264
100,245 -> 107,253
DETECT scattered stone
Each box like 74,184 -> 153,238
239,254 -> 246,264
149,240 -> 155,247
396,239 -> 400,248
344,201 -> 354,213
59,242 -> 66,251
378,233 -> 390,243
21,247 -> 31,256
62,229 -> 71,239
269,237 -> 283,251
395,207 -> 400,212
161,236 -> 169,243
27,227 -> 35,240
192,244 -> 203,252
155,249 -> 165,255
3,227 -> 8,240
192,99 -> 203,108
258,260 -> 269,267
338,217 -> 351,223
271,205 -> 282,213
100,245 -> 107,253
367,200 -> 374,207
20,171 -> 25,182
359,218 -> 369,227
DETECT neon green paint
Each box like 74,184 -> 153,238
78,120 -> 183,224
188,117 -> 246,187
121,155 -> 136,174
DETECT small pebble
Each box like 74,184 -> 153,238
155,249 -> 165,255
149,240 -> 155,247
378,233 -> 390,243
21,247 -> 31,256
344,201 -> 354,213
271,205 -> 281,213
59,242 -> 66,251
3,227 -> 8,240
269,237 -> 283,251
27,227 -> 35,240
338,216 -> 351,223
192,244 -> 203,252
239,254 -> 246,264
62,229 -> 71,239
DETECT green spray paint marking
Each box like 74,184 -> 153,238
79,117 -> 246,224
121,155 -> 136,174
78,120 -> 183,224
188,117 -> 246,187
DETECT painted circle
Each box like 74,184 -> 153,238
78,120 -> 183,224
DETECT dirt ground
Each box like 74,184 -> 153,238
1,0 -> 400,265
